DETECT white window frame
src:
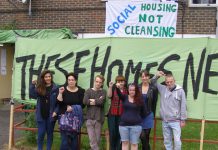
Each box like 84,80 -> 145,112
189,0 -> 218,7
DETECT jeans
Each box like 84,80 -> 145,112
162,121 -> 181,150
60,131 -> 78,150
119,125 -> 142,144
86,119 -> 102,150
108,115 -> 121,150
37,119 -> 55,150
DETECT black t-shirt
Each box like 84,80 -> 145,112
40,85 -> 52,119
58,87 -> 84,114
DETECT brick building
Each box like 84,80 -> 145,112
0,0 -> 217,37
0,1 -> 217,148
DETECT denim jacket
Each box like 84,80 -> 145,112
29,83 -> 59,122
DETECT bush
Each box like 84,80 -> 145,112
24,112 -> 37,145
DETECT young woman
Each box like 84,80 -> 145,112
107,75 -> 127,150
139,70 -> 158,150
118,83 -> 145,150
57,72 -> 85,150
29,70 -> 58,150
83,75 -> 106,150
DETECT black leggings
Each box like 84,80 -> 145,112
140,128 -> 151,150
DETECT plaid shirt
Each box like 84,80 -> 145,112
109,88 -> 127,116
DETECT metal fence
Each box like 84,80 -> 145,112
9,104 -> 218,150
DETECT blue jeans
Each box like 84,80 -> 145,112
37,119 -> 55,150
162,121 -> 181,150
60,131 -> 78,150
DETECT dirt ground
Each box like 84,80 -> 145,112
0,102 -> 25,150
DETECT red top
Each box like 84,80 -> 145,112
109,88 -> 127,116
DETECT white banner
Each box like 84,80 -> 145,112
105,0 -> 178,38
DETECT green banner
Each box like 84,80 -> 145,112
12,37 -> 218,121
0,28 -> 75,43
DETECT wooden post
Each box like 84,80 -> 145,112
200,119 -> 205,150
153,118 -> 157,150
8,100 -> 14,150
105,129 -> 110,150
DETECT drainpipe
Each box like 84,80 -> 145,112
28,0 -> 32,16
216,7 -> 218,38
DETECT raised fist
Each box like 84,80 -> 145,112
109,81 -> 114,87
156,71 -> 165,77
32,80 -> 37,85
59,87 -> 65,94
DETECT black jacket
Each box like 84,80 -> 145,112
138,83 -> 158,117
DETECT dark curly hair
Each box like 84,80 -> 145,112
65,72 -> 78,86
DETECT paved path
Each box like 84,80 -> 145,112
0,103 -> 25,149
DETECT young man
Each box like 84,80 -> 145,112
154,71 -> 187,150
83,75 -> 106,150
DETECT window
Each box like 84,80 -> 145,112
189,0 -> 218,7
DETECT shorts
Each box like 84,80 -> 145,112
119,125 -> 142,144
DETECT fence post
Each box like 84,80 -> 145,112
8,100 -> 14,150
200,119 -> 205,150
78,131 -> 81,150
105,129 -> 110,150
152,118 -> 157,150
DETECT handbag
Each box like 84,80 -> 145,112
58,105 -> 83,133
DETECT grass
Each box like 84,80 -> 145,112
15,120 -> 108,150
14,119 -> 218,150
148,120 -> 218,150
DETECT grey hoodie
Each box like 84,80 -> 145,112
152,77 -> 187,121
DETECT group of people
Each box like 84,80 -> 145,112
29,69 -> 187,150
